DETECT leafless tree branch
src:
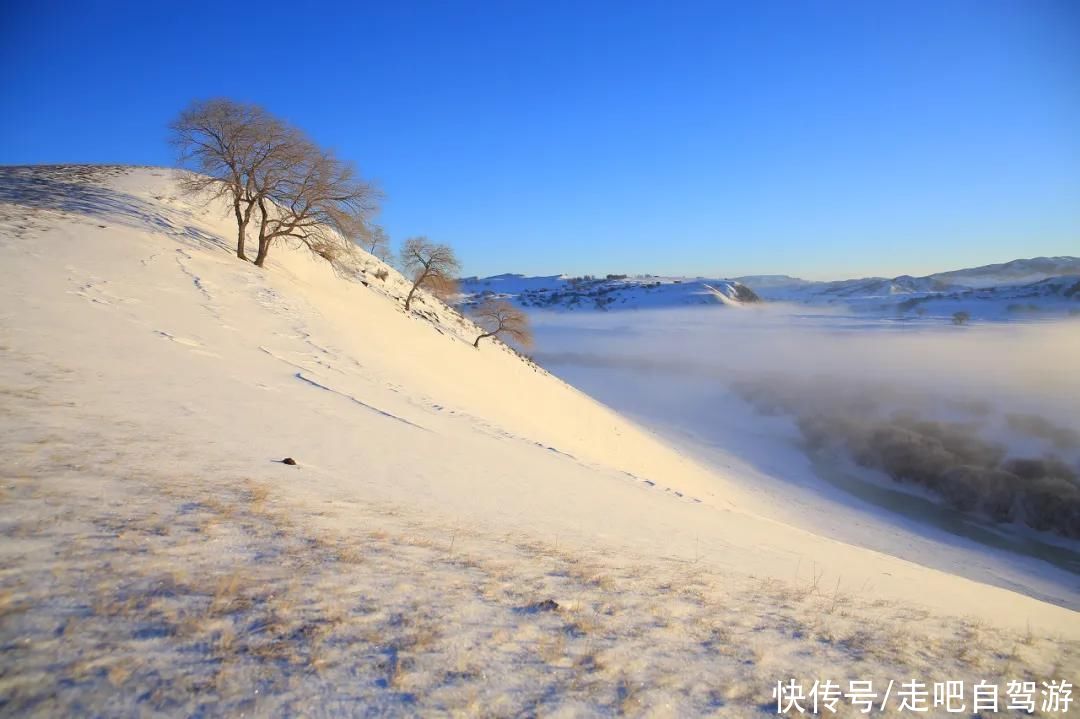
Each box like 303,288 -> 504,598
400,236 -> 461,312
469,299 -> 533,349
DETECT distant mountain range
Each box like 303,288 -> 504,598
458,274 -> 761,311
932,256 -> 1080,288
736,256 -> 1080,300
460,257 -> 1080,317
734,256 -> 1080,319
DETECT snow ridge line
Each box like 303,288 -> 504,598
293,370 -> 429,431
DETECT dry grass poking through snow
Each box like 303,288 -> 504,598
0,308 -> 1075,716
1,429 -> 1076,717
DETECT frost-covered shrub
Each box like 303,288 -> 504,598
1018,478 -> 1080,537
939,466 -> 984,512
732,377 -> 1080,538
1006,413 -> 1080,450
1002,457 -> 1077,484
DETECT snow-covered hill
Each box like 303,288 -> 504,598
459,273 -> 760,311
737,256 -> 1080,320
931,256 -> 1080,288
891,274 -> 1080,318
1,166 -> 1076,714
463,257 -> 1079,320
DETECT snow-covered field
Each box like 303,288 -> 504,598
1,166 -> 1077,716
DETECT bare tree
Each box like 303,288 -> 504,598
470,299 -> 533,348
252,145 -> 381,269
170,99 -> 294,261
425,273 -> 460,303
364,225 -> 391,261
171,98 -> 380,272
400,237 -> 461,311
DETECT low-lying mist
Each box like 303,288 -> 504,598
530,305 -> 1080,539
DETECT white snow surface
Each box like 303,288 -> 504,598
1,166 -> 1077,715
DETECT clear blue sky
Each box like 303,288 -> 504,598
1,1 -> 1077,279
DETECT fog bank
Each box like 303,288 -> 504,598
531,306 -> 1080,539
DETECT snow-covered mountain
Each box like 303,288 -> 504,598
738,273 -> 963,302
931,256 -> 1080,288
891,274 -> 1080,317
463,257 -> 1079,319
735,256 -> 1080,319
729,274 -> 816,291
458,273 -> 760,311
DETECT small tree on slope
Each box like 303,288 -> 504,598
365,225 -> 392,261
400,237 -> 461,312
470,299 -> 533,349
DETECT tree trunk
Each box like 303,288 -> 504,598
253,198 -> 270,267
403,266 -> 432,312
236,222 -> 249,260
233,201 -> 248,260
473,332 -> 493,348
254,237 -> 270,267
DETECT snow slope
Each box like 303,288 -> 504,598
1,166 -> 1076,715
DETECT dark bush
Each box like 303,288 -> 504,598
861,426 -> 955,488
1002,457 -> 1077,483
977,469 -> 1021,522
734,377 -> 1080,538
1018,478 -> 1080,537
1006,413 -> 1080,450
892,418 -> 1005,467
939,466 -> 985,511
936,466 -> 1017,519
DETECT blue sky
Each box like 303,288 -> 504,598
1,1 -> 1077,279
